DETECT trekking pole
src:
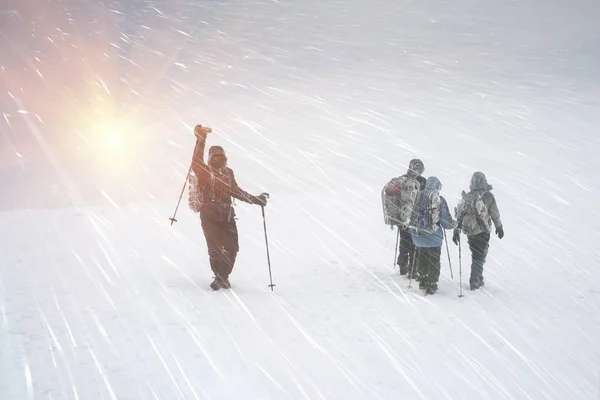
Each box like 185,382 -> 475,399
169,165 -> 192,225
458,240 -> 464,298
443,229 -> 454,279
261,200 -> 275,291
393,226 -> 400,270
169,137 -> 202,225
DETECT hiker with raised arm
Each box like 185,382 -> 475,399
189,125 -> 269,290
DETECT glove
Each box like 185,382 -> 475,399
194,124 -> 212,139
452,228 -> 460,245
256,192 -> 269,207
496,226 -> 504,239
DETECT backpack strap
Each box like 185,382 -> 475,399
227,169 -> 236,206
455,190 -> 468,229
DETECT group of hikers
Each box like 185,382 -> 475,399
185,124 -> 504,294
382,159 -> 503,294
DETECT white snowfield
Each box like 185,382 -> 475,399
2,190 -> 599,399
1,0 -> 600,399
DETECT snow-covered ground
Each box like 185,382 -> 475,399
1,0 -> 600,398
1,195 -> 599,399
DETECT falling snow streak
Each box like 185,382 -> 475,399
0,0 -> 599,399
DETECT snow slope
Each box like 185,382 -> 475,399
1,196 -> 599,399
1,0 -> 600,399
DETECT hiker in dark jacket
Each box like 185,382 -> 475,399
452,171 -> 503,290
410,176 -> 457,294
387,159 -> 426,277
191,125 -> 268,290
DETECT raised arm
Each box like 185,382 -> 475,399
191,125 -> 211,185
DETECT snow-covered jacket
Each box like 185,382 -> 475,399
190,133 -> 263,222
456,172 -> 502,235
411,177 -> 457,248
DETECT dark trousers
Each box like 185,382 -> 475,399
201,216 -> 239,278
467,232 -> 490,282
397,227 -> 417,273
416,246 -> 442,284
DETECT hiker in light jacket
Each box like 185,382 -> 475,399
410,176 -> 457,294
452,171 -> 503,290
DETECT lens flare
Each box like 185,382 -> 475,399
105,132 -> 123,150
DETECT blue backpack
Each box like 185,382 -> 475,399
409,188 -> 440,234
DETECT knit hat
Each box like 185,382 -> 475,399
407,159 -> 425,177
208,145 -> 226,161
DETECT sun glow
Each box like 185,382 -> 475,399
82,112 -> 144,174
105,132 -> 123,150
93,120 -> 129,152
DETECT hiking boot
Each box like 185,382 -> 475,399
425,283 -> 438,295
419,280 -> 427,290
210,277 -> 221,291
469,278 -> 480,290
219,277 -> 231,289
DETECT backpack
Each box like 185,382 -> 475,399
409,188 -> 441,234
188,172 -> 201,213
382,175 -> 420,227
188,168 -> 237,221
455,191 -> 491,235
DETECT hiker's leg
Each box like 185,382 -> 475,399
429,246 -> 442,284
397,227 -> 412,273
220,219 -> 239,278
468,232 -> 490,285
201,217 -> 225,277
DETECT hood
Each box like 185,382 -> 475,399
425,176 -> 442,191
208,145 -> 226,160
208,145 -> 227,168
406,158 -> 424,178
470,171 -> 493,191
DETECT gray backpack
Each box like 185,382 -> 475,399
188,172 -> 201,213
455,191 -> 491,235
382,175 -> 420,227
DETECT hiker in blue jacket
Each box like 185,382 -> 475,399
409,176 -> 457,294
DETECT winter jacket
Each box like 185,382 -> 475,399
411,177 -> 457,248
190,133 -> 263,222
456,172 -> 502,236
